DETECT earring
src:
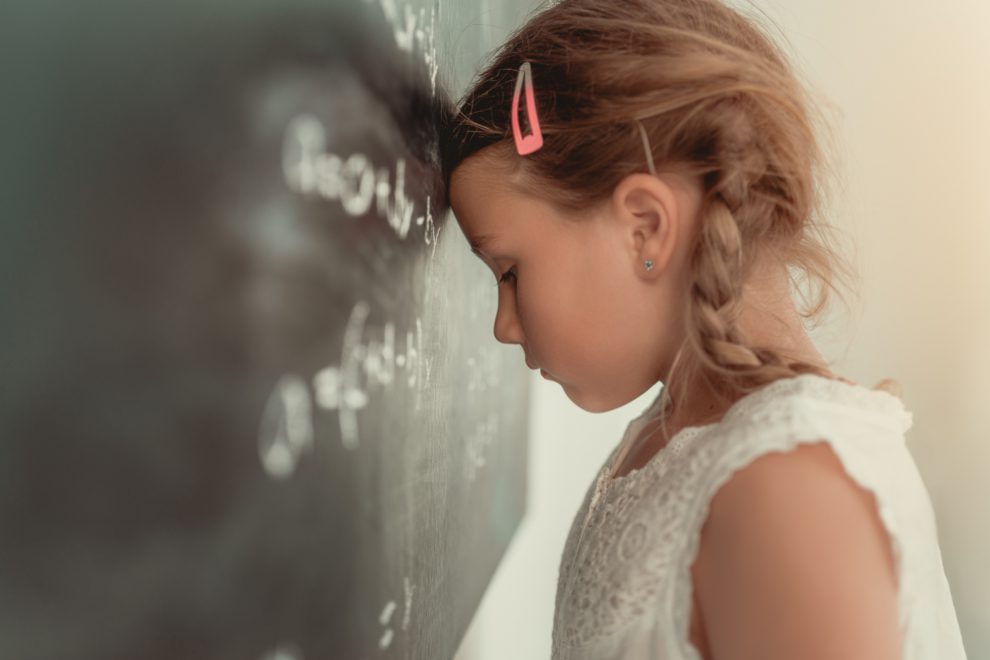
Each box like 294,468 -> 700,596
644,259 -> 654,271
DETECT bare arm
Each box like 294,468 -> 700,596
690,441 -> 901,660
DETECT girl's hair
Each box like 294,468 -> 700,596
441,0 -> 901,429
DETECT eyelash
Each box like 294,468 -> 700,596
498,267 -> 517,286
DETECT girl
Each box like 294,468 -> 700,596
441,0 -> 966,658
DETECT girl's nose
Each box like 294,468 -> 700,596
493,285 -> 524,346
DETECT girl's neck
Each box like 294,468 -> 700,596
615,255 -> 844,479
613,366 -> 851,480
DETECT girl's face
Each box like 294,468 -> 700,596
449,152 -> 703,413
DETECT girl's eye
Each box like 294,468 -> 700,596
498,267 -> 516,286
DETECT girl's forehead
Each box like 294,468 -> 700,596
451,157 -> 514,198
454,194 -> 534,259
451,162 -> 529,226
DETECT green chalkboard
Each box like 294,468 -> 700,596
0,1 -> 537,658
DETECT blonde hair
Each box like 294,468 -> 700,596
442,0 -> 901,429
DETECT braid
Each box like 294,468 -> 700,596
689,198 -> 759,373
648,96 -> 900,439
658,200 -> 836,433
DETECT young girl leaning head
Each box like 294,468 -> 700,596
442,0 -> 898,440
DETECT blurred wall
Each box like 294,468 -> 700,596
454,0 -> 990,657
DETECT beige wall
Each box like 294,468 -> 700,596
455,0 -> 990,657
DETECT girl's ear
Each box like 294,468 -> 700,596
610,173 -> 682,276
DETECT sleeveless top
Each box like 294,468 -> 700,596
550,373 -> 967,659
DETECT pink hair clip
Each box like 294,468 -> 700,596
511,61 -> 544,156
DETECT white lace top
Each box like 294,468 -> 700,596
551,373 -> 967,660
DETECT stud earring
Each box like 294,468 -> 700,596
644,259 -> 654,271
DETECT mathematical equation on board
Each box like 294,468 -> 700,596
251,99 -> 503,660
257,296 -> 504,479
254,296 -> 497,655
282,114 -> 441,254
250,5 -> 508,653
256,300 -> 424,477
260,101 -> 505,475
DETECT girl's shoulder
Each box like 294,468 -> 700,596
646,372 -> 914,503
669,371 -> 916,528
715,372 -> 911,435
671,374 -> 929,658
689,438 -> 903,658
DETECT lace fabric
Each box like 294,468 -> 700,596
550,373 -> 967,660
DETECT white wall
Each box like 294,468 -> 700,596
454,0 -> 990,657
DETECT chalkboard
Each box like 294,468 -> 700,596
0,1 -> 535,658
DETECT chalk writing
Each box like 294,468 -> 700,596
313,302 -> 427,449
363,0 -> 439,96
465,413 -> 498,483
282,114 -> 440,255
258,375 -> 314,479
259,300 -> 429,477
260,642 -> 303,660
377,576 -> 415,651
402,575 -> 414,631
378,599 -> 397,649
465,345 -> 501,394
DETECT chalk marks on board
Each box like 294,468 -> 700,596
260,96 -> 449,479
465,413 -> 498,484
465,346 -> 501,393
258,300 -> 428,478
463,343 -> 506,484
362,0 -> 440,96
260,643 -> 304,660
318,300 -> 426,449
378,599 -> 398,650
260,105 -> 446,480
282,114 -> 441,256
378,576 -> 415,650
255,284 -> 509,479
258,375 -> 315,479
257,307 -> 509,487
253,559 -> 416,654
